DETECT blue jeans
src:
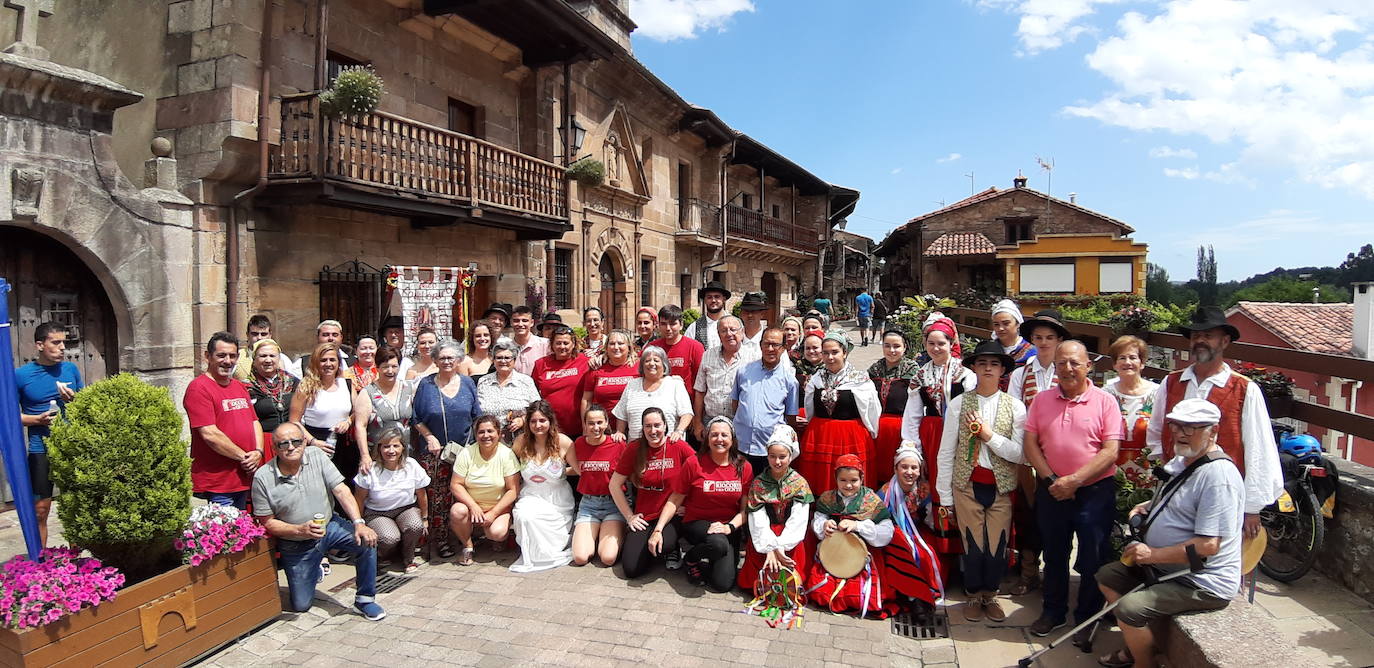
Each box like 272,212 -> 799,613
1036,476 -> 1116,623
194,490 -> 249,510
276,515 -> 378,612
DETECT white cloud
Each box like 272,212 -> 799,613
630,0 -> 754,41
1163,166 -> 1199,180
1162,162 -> 1255,186
1149,146 -> 1198,159
1177,209 -> 1365,253
936,152 -> 963,163
990,0 -> 1374,200
890,167 -> 904,175
979,0 -> 1126,54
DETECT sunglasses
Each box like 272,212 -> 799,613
274,438 -> 305,449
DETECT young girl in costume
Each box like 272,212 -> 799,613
804,454 -> 894,618
879,445 -> 944,615
740,424 -> 814,591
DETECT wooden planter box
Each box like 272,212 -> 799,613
0,538 -> 281,667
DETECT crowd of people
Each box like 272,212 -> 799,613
15,282 -> 1283,666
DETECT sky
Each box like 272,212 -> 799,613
627,0 -> 1374,282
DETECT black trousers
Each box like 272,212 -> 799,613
621,518 -> 681,579
682,519 -> 743,593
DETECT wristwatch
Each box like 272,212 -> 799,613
352,518 -> 366,526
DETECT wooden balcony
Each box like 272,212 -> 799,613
725,204 -> 820,255
675,198 -> 722,247
265,93 -> 569,238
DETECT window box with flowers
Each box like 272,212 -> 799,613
1236,361 -> 1297,417
0,375 -> 280,667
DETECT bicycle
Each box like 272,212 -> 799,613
1257,423 -> 1328,583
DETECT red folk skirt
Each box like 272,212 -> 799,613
804,536 -> 893,618
884,526 -> 943,605
918,416 -> 962,580
796,417 -> 875,495
871,413 -> 905,487
738,522 -> 812,591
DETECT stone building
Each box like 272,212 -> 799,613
1,0 -> 856,375
875,174 -> 1145,301
823,228 -> 876,312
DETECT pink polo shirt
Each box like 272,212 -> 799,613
1024,380 -> 1123,484
513,335 -> 550,376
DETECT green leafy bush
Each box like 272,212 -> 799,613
47,374 -> 191,583
682,308 -> 701,326
567,158 -> 605,188
320,66 -> 384,118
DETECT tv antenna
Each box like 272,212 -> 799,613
1036,156 -> 1055,212
965,171 -> 975,195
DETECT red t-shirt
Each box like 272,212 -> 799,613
648,336 -> 705,395
183,374 -> 260,493
532,354 -> 590,437
574,435 -> 628,496
614,438 -> 694,521
580,362 -> 639,418
677,454 -> 754,524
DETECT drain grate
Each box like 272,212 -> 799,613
890,607 -> 950,639
328,573 -> 416,595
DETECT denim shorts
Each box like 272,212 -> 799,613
575,494 -> 627,525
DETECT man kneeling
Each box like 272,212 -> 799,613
252,422 -> 386,620
1096,398 -> 1242,668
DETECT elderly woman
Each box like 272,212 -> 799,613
1104,335 -> 1159,476
581,306 -> 608,355
290,342 -> 373,479
405,327 -> 439,381
739,424 -> 813,591
243,338 -> 299,460
868,330 -> 920,484
781,316 -> 804,363
658,416 -> 753,592
475,339 -> 541,443
412,338 -> 481,560
449,415 -> 521,565
353,427 -> 430,573
796,331 -> 880,494
612,345 -> 693,442
632,307 -> 658,353
532,325 -> 590,440
580,329 -> 639,428
351,335 -> 380,388
365,346 -> 413,444
458,320 -> 496,380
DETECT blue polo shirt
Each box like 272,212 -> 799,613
730,359 -> 799,456
855,292 -> 873,317
15,361 -> 84,453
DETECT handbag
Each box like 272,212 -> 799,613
437,384 -> 464,464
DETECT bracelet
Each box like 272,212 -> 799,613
352,518 -> 365,525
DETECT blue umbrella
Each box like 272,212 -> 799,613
0,277 -> 42,560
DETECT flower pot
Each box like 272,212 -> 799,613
0,538 -> 280,667
1264,393 -> 1294,418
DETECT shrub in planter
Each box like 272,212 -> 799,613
47,374 -> 192,584
320,66 -> 385,118
567,158 -> 605,188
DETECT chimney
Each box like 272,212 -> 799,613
1069,192 -> 1078,204
1354,282 -> 1374,359
1013,171 -> 1027,189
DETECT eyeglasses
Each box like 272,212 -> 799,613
1168,422 -> 1210,435
274,438 -> 305,449
494,356 -> 514,363
436,356 -> 459,363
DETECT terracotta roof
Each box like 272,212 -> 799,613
924,232 -> 997,257
1227,302 -> 1354,356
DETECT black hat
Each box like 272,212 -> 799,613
538,313 -> 563,330
963,340 -> 1016,375
379,316 -> 403,332
1177,305 -> 1240,341
482,303 -> 511,320
698,281 -> 732,300
1019,308 -> 1071,341
739,291 -> 769,312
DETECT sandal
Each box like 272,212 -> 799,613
1098,649 -> 1133,668
319,559 -> 332,581
404,561 -> 421,574
456,547 -> 475,566
437,543 -> 456,559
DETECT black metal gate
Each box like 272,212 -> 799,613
317,260 -> 387,344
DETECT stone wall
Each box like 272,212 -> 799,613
1315,458 -> 1374,604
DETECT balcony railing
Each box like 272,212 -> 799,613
269,92 -> 567,221
677,198 -> 721,238
725,204 -> 819,253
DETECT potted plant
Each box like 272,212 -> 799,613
0,548 -> 123,631
320,65 -> 385,119
1236,362 -> 1297,416
1,374 -> 281,667
1106,304 -> 1157,338
566,157 -> 605,188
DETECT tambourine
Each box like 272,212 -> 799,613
1241,527 -> 1267,575
817,531 -> 867,579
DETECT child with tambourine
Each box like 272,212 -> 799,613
803,454 -> 896,617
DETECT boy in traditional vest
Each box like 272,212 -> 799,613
936,341 -> 1027,623
1004,309 -> 1070,595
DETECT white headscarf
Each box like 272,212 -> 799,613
767,423 -> 800,461
893,442 -> 923,468
990,299 -> 1024,324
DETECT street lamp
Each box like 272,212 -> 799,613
559,116 -> 587,160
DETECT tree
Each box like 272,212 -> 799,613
1340,244 -> 1374,286
1145,262 -> 1173,304
1196,245 -> 1218,306
1227,277 -> 1347,306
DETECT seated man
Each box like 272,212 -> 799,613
251,422 -> 386,620
1096,398 -> 1243,668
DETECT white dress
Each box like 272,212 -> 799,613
509,456 -> 575,573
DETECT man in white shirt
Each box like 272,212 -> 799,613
1145,305 -> 1282,539
290,320 -> 350,379
690,281 -> 730,349
510,306 -> 549,375
691,316 -> 760,441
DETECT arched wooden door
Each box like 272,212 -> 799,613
1,226 -> 118,384
598,251 -> 628,330
761,272 -> 780,326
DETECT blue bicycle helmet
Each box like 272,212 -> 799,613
1279,434 -> 1322,464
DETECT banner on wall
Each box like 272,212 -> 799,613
389,266 -> 476,356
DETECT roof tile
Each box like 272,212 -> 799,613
1228,302 -> 1353,356
924,232 -> 997,257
